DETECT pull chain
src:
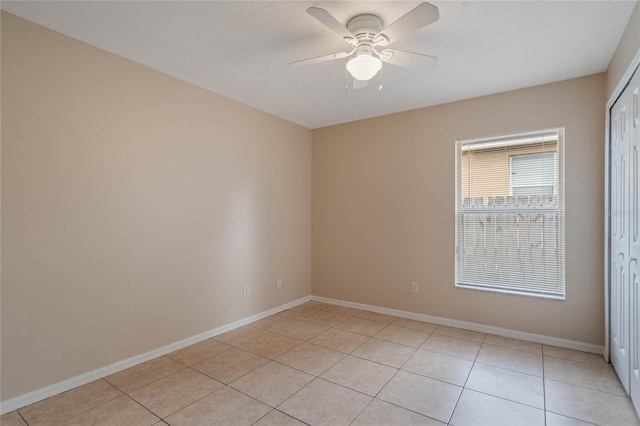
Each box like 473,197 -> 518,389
344,67 -> 349,91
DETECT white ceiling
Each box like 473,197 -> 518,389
2,1 -> 637,129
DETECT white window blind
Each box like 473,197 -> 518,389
510,152 -> 556,196
455,128 -> 565,299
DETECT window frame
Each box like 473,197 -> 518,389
454,127 -> 566,300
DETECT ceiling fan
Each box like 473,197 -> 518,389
290,2 -> 439,88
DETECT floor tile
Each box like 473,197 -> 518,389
476,344 -> 542,376
336,317 -> 388,336
544,355 -> 626,395
279,378 -> 371,426
391,318 -> 438,333
166,338 -> 231,366
434,326 -> 486,342
378,370 -> 462,423
320,355 -> 398,396
165,386 -> 270,426
545,412 -> 598,426
320,305 -> 363,317
420,334 -> 481,361
0,411 -> 27,426
484,335 -> 542,354
214,326 -> 266,346
251,316 -> 289,331
402,349 -> 473,386
351,338 -> 415,368
267,310 -> 297,321
129,368 -> 223,418
270,320 -> 329,341
449,389 -> 544,426
12,305 -> 639,426
253,410 -> 307,426
352,399 -> 445,425
106,357 -> 186,393
193,347 -> 269,384
57,395 -> 159,426
18,380 -> 123,426
545,379 -> 640,425
543,346 -> 606,366
276,342 -> 344,375
375,325 -> 431,348
238,331 -> 304,359
301,310 -> 352,327
309,328 -> 369,353
230,361 -> 313,407
284,311 -> 318,323
285,302 -> 328,316
357,311 -> 398,323
465,363 -> 544,408
301,301 -> 331,309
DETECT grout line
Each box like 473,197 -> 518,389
481,340 -> 543,355
17,410 -> 29,426
473,359 -> 543,379
447,333 -> 483,424
543,352 -> 547,426
121,393 -> 164,423
112,366 -> 220,420
543,377 -> 632,398
367,395 -> 446,424
167,346 -> 234,369
104,357 -> 188,394
543,408 -> 603,426
461,388 -> 545,411
542,353 -> 608,367
30,385 -> 145,426
348,398 -> 375,426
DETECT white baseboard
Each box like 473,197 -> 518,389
0,295 -> 311,415
2,293 -> 604,414
311,295 -> 604,355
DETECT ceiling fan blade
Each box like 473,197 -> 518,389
374,2 -> 439,46
307,7 -> 357,45
379,49 -> 438,71
289,50 -> 354,67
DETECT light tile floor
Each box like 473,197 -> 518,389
3,301 -> 640,426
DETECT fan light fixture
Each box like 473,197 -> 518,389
346,53 -> 382,81
290,4 -> 440,87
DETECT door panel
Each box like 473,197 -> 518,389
612,89 -> 631,392
629,68 -> 640,413
631,260 -> 640,412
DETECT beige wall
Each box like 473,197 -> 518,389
312,74 -> 605,345
606,1 -> 640,99
1,12 -> 311,401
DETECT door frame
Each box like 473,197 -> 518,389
605,49 -> 640,363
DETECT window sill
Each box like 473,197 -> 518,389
455,283 -> 565,301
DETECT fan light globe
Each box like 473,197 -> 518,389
346,54 -> 382,81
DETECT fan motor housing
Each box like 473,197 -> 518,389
347,14 -> 383,40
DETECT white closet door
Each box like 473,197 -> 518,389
629,68 -> 640,413
611,85 -> 631,393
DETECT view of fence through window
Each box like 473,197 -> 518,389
455,128 -> 565,298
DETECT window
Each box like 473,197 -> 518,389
455,128 -> 565,299
510,152 -> 556,196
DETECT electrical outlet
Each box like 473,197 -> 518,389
276,278 -> 282,288
243,284 -> 250,297
411,281 -> 419,294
